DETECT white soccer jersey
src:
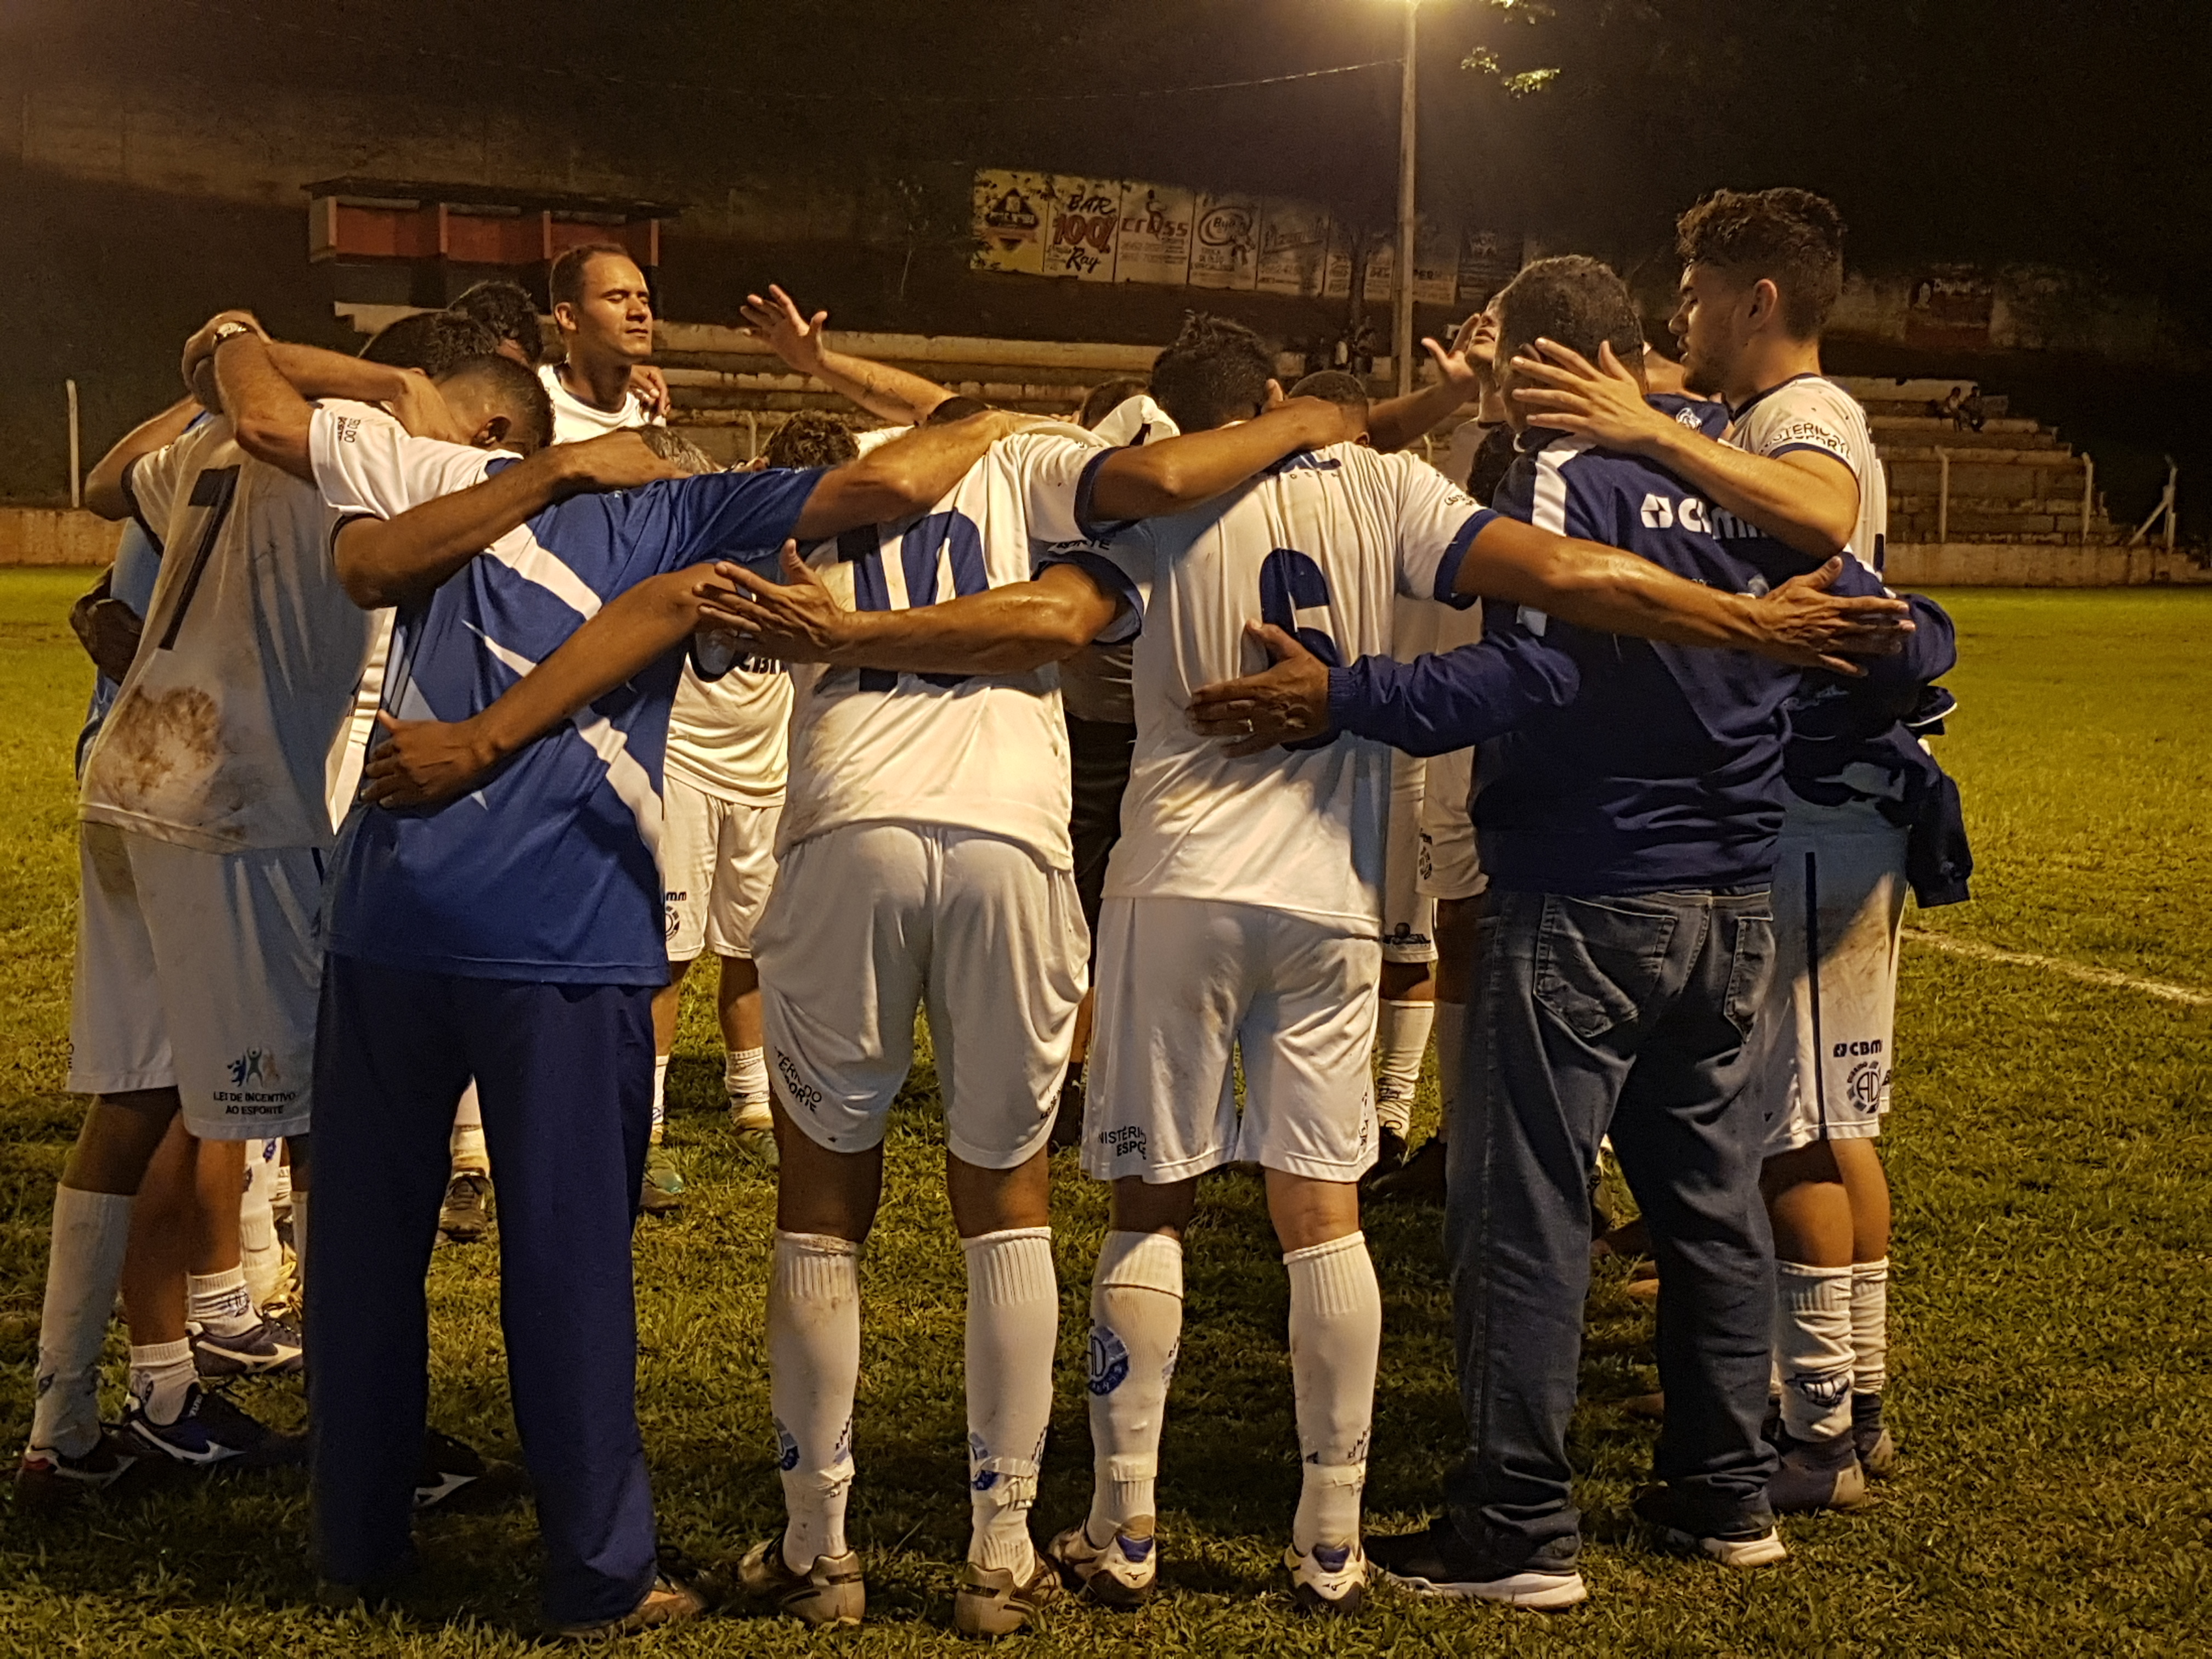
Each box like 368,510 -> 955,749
1076,443 -> 1486,930
1723,374 -> 1888,568
538,362 -> 659,444
664,659 -> 791,805
80,419 -> 375,853
777,426 -> 1110,867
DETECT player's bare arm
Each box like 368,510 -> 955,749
1086,395 -> 1357,519
793,409 -> 1040,539
1363,313 -> 1487,454
211,332 -> 467,481
82,394 -> 201,522
742,283 -> 953,426
1510,338 -> 1860,557
701,549 -> 1124,676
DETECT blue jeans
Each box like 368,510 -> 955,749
1442,887 -> 1780,1556
308,955 -> 659,1626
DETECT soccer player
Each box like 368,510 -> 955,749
540,242 -> 671,438
1187,257 -> 1907,1607
1505,188 -> 1966,1508
208,324 -> 1037,1637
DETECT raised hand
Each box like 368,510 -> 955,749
740,284 -> 829,377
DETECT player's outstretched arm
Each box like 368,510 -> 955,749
1455,516 -> 1909,675
698,549 -> 1122,675
1364,316 -> 1487,454
331,433 -> 681,609
83,395 -> 202,522
742,284 -> 953,427
1510,339 -> 1859,558
360,565 -> 718,809
1086,397 -> 1354,521
792,409 -> 1036,539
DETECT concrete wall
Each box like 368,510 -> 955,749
0,509 -> 121,567
1884,543 -> 2212,587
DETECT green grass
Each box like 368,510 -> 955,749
1,571 -> 2208,1656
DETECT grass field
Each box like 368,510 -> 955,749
1,568 -> 2208,1657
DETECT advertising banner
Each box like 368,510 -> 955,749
1457,227 -> 1522,307
1189,192 -> 1261,290
1256,199 -> 1332,298
971,170 -> 1049,274
1115,182 -> 1195,286
1045,176 -> 1124,281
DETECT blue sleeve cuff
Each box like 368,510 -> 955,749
1768,441 -> 1858,477
1431,508 -> 1498,607
1074,448 -> 1139,542
119,456 -> 162,553
1043,548 -> 1143,644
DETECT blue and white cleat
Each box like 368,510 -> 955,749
13,1430 -> 142,1510
190,1314 -> 305,1379
123,1385 -> 305,1469
1046,1519 -> 1158,1609
1285,1538 -> 1368,1618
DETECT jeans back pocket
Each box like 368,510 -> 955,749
1532,895 -> 1677,1043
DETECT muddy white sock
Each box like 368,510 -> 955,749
1431,1001 -> 1467,1128
727,1047 -> 771,1128
450,1084 -> 488,1173
29,1186 -> 134,1458
1085,1230 -> 1182,1546
128,1339 -> 195,1427
240,1143 -> 282,1306
650,1056 -> 670,1146
1777,1260 -> 1857,1442
1373,1000 -> 1433,1137
1850,1257 -> 1889,1397
963,1228 -> 1056,1572
1285,1232 -> 1381,1553
770,1231 -> 860,1571
187,1265 -> 259,1340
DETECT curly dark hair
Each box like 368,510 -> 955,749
1675,188 -> 1847,340
1493,256 -> 1646,374
1148,313 -> 1274,435
450,279 -> 546,365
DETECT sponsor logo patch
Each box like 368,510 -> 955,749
774,1049 -> 824,1114
1102,1124 -> 1147,1160
1088,1325 -> 1131,1396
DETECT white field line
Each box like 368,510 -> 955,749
1903,928 -> 2212,1008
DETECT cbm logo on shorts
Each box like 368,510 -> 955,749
1102,1125 -> 1147,1160
1832,1039 -> 1884,1059
663,890 -> 686,940
1089,1324 -> 1131,1396
1848,1059 -> 1887,1114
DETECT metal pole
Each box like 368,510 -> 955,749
1392,1 -> 1419,396
66,379 -> 81,510
2166,461 -> 2178,552
1936,447 -> 1950,546
2079,453 -> 2094,545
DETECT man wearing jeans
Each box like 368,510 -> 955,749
1191,257 -> 1903,1606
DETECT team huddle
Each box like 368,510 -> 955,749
19,184 -> 1968,1639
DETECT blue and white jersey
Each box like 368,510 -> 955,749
1472,406 -> 1824,894
307,401 -> 819,985
74,518 -> 165,777
1061,441 -> 1489,930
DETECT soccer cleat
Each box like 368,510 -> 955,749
1852,1393 -> 1897,1479
1362,1126 -> 1409,1187
1366,1135 -> 1447,1204
439,1170 -> 494,1243
123,1384 -> 305,1470
13,1430 -> 142,1510
1632,1486 -> 1788,1568
640,1145 -> 685,1215
1046,1519 -> 1159,1609
554,1553 -> 712,1642
738,1538 -> 865,1628
1368,1517 -> 1587,1609
729,1107 -> 780,1170
1284,1539 -> 1368,1617
415,1427 -> 528,1513
190,1313 -> 305,1379
1767,1429 -> 1871,1513
953,1550 -> 1061,1638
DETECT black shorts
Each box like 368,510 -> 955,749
1066,714 -> 1136,951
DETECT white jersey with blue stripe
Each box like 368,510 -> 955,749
1068,442 -> 1491,930
1720,373 -> 1887,569
777,426 -> 1112,868
307,402 -> 819,984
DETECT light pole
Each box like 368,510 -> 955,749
1393,0 -> 1420,395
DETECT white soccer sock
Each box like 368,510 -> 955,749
650,1056 -> 670,1146
128,1338 -> 195,1427
1431,1001 -> 1468,1128
1085,1230 -> 1183,1545
963,1228 -> 1057,1572
188,1266 -> 259,1339
1850,1257 -> 1890,1397
29,1186 -> 134,1458
240,1142 -> 281,1307
770,1231 -> 861,1572
1776,1260 -> 1857,1442
726,1046 -> 771,1128
1373,999 -> 1434,1137
1284,1232 -> 1382,1554
450,1084 -> 488,1173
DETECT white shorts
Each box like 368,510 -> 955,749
1763,823 -> 1909,1156
753,821 -> 1087,1169
1416,744 -> 1485,901
1381,750 -> 1436,963
67,822 -> 321,1141
1082,896 -> 1381,1184
662,772 -> 782,963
